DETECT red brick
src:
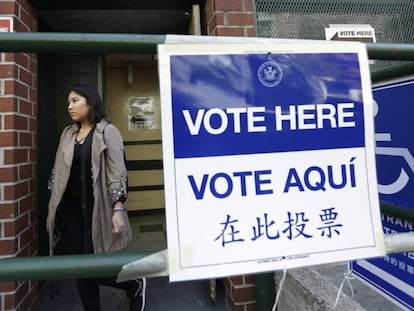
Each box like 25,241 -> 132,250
29,58 -> 37,73
19,99 -> 33,115
19,196 -> 33,214
245,302 -> 256,311
225,290 -> 246,311
29,87 -> 37,102
0,166 -> 18,182
0,281 -> 18,292
230,275 -> 244,285
4,114 -> 28,130
0,97 -> 18,112
0,131 -> 17,146
214,12 -> 226,25
0,203 -> 18,218
19,132 -> 33,146
30,210 -> 38,227
226,13 -> 254,26
13,18 -> 29,32
4,148 -> 28,164
29,148 -> 36,161
4,214 -> 29,237
29,178 -> 37,193
244,0 -> 254,11
0,238 -> 18,255
8,53 -> 29,69
29,117 -> 36,131
21,283 -> 40,311
33,102 -> 37,116
4,181 -> 29,200
17,0 -> 37,20
19,67 -> 33,86
17,244 -> 29,257
5,53 -> 15,62
205,0 -> 214,23
0,1 -> 17,14
4,281 -> 28,309
20,5 -> 36,30
215,0 -> 243,11
244,274 -> 255,284
33,75 -> 38,89
19,227 -> 34,248
29,238 -> 38,256
19,163 -> 33,179
0,64 -> 17,78
246,27 -> 256,37
216,27 -> 244,36
208,21 -> 216,36
233,285 -> 255,302
5,80 -> 29,99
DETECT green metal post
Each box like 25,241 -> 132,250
255,273 -> 275,310
366,43 -> 414,61
371,62 -> 414,84
0,33 -> 414,60
381,202 -> 414,222
0,252 -> 154,281
0,32 -> 166,54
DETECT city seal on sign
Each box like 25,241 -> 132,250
258,61 -> 283,88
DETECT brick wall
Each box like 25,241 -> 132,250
204,1 -> 257,310
225,275 -> 256,311
205,0 -> 256,37
0,0 -> 38,310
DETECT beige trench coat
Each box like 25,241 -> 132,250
47,119 -> 132,255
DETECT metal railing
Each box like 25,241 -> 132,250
0,32 -> 413,283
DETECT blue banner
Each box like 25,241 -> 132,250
170,53 -> 365,158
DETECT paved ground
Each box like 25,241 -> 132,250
40,277 -> 228,311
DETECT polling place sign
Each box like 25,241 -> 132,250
158,41 -> 385,281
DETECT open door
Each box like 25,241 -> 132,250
105,55 -> 163,211
105,5 -> 201,212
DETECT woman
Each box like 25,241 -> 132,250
46,84 -> 142,311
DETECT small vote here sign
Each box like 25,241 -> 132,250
158,41 -> 385,282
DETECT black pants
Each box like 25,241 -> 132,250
60,200 -> 137,311
76,276 -> 137,311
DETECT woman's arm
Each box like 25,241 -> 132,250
103,124 -> 129,234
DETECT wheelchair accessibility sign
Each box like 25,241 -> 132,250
374,78 -> 414,209
351,77 -> 414,310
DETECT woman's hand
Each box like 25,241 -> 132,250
46,202 -> 52,233
46,214 -> 51,234
112,204 -> 126,234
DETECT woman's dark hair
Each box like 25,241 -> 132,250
68,84 -> 105,124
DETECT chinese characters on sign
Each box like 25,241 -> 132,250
215,207 -> 343,248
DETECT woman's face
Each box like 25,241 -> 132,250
67,91 -> 90,123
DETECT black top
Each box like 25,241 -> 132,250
61,127 -> 96,254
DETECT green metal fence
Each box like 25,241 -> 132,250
0,32 -> 413,284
